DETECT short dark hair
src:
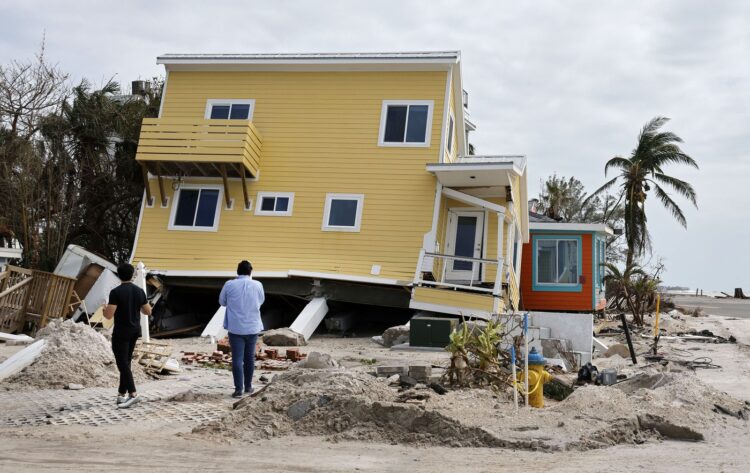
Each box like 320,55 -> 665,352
117,263 -> 135,281
237,260 -> 253,276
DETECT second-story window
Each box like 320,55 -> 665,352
169,186 -> 223,231
204,99 -> 255,120
379,100 -> 433,147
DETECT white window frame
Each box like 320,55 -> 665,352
378,100 -> 434,147
322,193 -> 364,232
255,192 -> 295,217
168,184 -> 223,232
204,99 -> 255,120
446,112 -> 455,157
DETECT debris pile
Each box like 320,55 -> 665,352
1,319 -> 148,390
181,347 -> 307,370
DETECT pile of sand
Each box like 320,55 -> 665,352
2,319 -> 149,390
194,365 -> 748,450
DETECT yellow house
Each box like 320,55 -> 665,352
130,51 -> 529,329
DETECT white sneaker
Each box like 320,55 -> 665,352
118,395 -> 141,409
116,395 -> 128,405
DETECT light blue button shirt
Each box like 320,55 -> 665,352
219,276 -> 265,335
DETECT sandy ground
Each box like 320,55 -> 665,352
1,313 -> 749,472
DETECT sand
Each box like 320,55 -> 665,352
1,319 -> 149,390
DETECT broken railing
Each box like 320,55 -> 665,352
0,266 -> 77,334
414,250 -> 504,295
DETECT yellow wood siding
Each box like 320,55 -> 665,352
133,71 -> 448,280
412,286 -> 499,313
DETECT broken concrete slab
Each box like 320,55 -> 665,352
295,352 -> 337,369
604,343 -> 631,358
382,324 -> 409,348
408,365 -> 432,381
0,332 -> 34,343
0,339 -> 46,381
201,306 -> 228,342
289,297 -> 328,341
263,328 -> 307,347
375,365 -> 408,377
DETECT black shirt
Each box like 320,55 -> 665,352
108,283 -> 147,339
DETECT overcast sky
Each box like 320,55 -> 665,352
1,0 -> 748,291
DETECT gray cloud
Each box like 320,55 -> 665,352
1,0 -> 747,290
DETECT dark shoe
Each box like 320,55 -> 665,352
244,387 -> 254,395
232,391 -> 243,399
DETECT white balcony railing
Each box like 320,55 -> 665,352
414,249 -> 504,297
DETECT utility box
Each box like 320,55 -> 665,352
409,315 -> 458,348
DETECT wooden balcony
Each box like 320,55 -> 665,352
136,118 -> 262,177
135,118 -> 263,207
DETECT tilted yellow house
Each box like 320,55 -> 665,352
130,51 -> 529,331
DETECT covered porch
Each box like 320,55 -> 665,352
410,157 -> 528,318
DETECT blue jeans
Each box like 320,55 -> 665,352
228,332 -> 258,393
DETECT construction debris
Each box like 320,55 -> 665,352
0,319 -> 149,389
381,324 -> 410,348
262,328 -> 306,347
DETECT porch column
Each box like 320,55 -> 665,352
493,212 -> 505,314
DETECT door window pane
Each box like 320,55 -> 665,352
405,105 -> 428,142
229,103 -> 250,119
328,199 -> 358,227
384,105 -> 407,142
446,115 -> 454,152
174,190 -> 199,226
195,190 -> 219,227
210,105 -> 230,119
453,216 -> 478,271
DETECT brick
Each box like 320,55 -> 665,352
264,349 -> 279,359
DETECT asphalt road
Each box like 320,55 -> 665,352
669,295 -> 750,319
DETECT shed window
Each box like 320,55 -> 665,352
170,188 -> 222,231
536,239 -> 579,285
323,194 -> 364,232
379,101 -> 433,146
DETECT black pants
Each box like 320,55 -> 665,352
112,334 -> 139,394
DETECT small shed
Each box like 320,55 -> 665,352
520,213 -> 612,312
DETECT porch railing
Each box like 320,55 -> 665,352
414,249 -> 504,296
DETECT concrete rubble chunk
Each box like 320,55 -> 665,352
375,365 -> 408,377
263,328 -> 307,347
295,351 -> 338,369
66,383 -> 84,390
408,364 -> 432,382
381,325 -> 409,348
604,343 -> 631,359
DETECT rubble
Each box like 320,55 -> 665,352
1,319 -> 148,390
381,324 -> 409,348
262,328 -> 307,346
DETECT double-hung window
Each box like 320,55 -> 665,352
255,192 -> 294,216
322,194 -> 364,232
205,99 -> 255,120
534,237 -> 581,289
379,101 -> 433,146
169,186 -> 223,231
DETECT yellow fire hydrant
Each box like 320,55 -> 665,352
516,347 -> 552,408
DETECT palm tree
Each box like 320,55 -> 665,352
584,117 -> 698,268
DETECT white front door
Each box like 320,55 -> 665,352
445,210 -> 484,281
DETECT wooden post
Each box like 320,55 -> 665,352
155,163 -> 167,207
141,165 -> 154,206
619,313 -> 638,365
220,164 -> 232,208
240,165 -> 250,210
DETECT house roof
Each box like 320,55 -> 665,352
157,51 -> 461,66
528,211 -> 558,223
529,221 -> 614,235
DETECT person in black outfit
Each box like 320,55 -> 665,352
103,263 -> 152,408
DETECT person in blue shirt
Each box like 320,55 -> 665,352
219,260 -> 265,398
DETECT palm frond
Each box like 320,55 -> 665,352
651,173 -> 697,206
604,156 -> 632,176
581,176 -> 620,208
653,183 -> 687,227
